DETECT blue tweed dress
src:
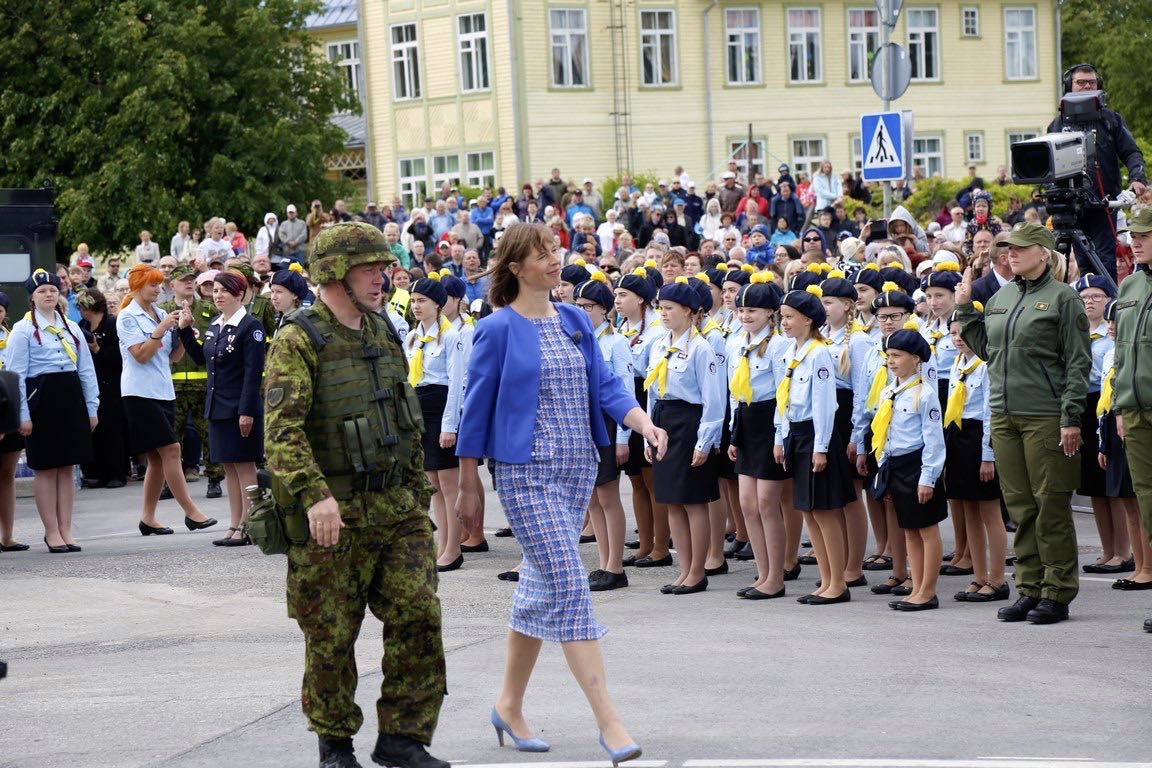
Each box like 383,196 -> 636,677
493,315 -> 605,642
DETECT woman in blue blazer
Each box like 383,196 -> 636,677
180,270 -> 266,546
456,223 -> 665,764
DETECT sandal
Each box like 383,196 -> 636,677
954,580 -> 984,602
212,527 -> 241,547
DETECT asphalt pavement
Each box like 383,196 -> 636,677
1,478 -> 1150,768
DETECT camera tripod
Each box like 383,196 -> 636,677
1044,186 -> 1119,293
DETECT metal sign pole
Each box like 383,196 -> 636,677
881,13 -> 891,218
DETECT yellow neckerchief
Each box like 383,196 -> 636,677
644,328 -> 696,397
1089,320 -> 1108,341
407,317 -> 451,387
596,321 -> 612,340
1098,366 -> 1116,418
925,317 -> 947,354
944,354 -> 984,428
850,318 -> 867,334
870,375 -> 923,458
620,317 -> 643,339
0,327 -> 7,369
700,317 -> 722,337
865,348 -> 889,410
858,313 -> 876,334
775,338 -> 821,415
730,328 -> 769,404
24,311 -> 77,364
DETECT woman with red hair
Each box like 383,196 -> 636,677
117,264 -> 217,536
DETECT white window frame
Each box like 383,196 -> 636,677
906,8 -> 940,82
432,154 -> 462,191
847,8 -> 880,83
961,7 -> 980,37
549,8 -> 589,88
327,41 -> 362,106
851,135 -> 863,173
725,8 -> 761,85
457,13 -> 491,92
1004,7 -> 1038,81
639,9 -> 679,87
466,151 -> 496,190
390,23 -> 421,100
790,136 -> 827,177
787,8 -> 823,84
728,139 -> 766,180
912,135 -> 944,178
965,131 -> 985,164
398,158 -> 428,210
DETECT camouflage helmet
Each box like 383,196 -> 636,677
310,221 -> 394,284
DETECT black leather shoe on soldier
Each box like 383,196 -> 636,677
206,479 -> 223,499
319,736 -> 363,768
997,595 -> 1039,622
371,734 -> 449,768
1025,598 -> 1069,624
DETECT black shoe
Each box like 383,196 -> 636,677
1144,618 -> 1152,633
870,577 -> 902,595
104,479 -> 126,489
43,537 -> 69,554
998,595 -> 1040,622
725,531 -> 736,543
1026,598 -> 1069,624
1005,521 -> 1018,533
704,561 -> 729,576
0,542 -> 30,552
660,583 -> 679,594
185,516 -> 218,531
732,542 -> 755,561
213,527 -> 242,546
371,733 -> 449,768
942,551 -> 955,562
1113,578 -> 1152,591
622,554 -> 637,567
862,554 -> 893,571
159,485 -> 174,501
590,571 -> 628,592
131,464 -> 146,481
80,477 -> 106,489
846,575 -> 868,588
797,555 -> 818,565
674,577 -> 708,595
494,527 -> 514,538
219,534 -> 252,547
893,596 -> 939,612
796,593 -> 816,604
1005,555 -> 1017,566
139,521 -> 174,536
966,582 -> 1010,602
940,564 -> 975,576
891,579 -> 913,597
954,581 -> 983,602
460,540 -> 489,553
634,554 -> 673,568
801,539 -> 812,549
806,591 -> 851,605
624,540 -> 640,549
206,479 -> 223,499
497,570 -> 519,582
723,538 -> 748,558
320,736 -> 362,768
579,533 -> 597,544
783,563 -> 801,581
1119,557 -> 1136,572
436,555 -> 464,572
744,586 -> 786,600
65,543 -> 81,552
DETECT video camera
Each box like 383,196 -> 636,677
1010,91 -> 1105,185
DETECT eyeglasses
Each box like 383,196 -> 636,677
1081,293 -> 1108,302
1073,78 -> 1098,87
803,236 -> 822,243
575,302 -> 599,312
877,312 -> 907,322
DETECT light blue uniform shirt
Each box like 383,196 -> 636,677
719,308 -> 742,339
453,315 -> 476,390
595,322 -> 634,445
852,336 -> 939,454
645,328 -> 725,452
948,353 -> 995,462
824,323 -> 872,392
921,317 -> 957,380
386,307 -> 409,340
405,320 -> 465,434
775,340 -> 837,453
1088,321 -> 1113,393
619,317 -> 662,384
8,311 -> 99,422
875,376 -> 946,488
117,301 -> 178,401
725,327 -> 788,428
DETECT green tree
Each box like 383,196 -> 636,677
0,0 -> 356,256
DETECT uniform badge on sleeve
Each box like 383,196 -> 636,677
817,367 -> 830,380
929,407 -> 941,422
267,387 -> 284,407
253,329 -> 264,343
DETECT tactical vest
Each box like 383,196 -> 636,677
285,306 -> 424,505
161,297 -> 215,383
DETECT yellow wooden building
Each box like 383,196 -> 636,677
337,0 -> 1061,206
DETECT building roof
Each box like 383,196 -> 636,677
306,0 -> 357,30
331,112 -> 365,149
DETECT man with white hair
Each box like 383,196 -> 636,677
941,206 -> 968,244
596,208 -> 619,253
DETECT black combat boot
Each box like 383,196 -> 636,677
371,734 -> 449,768
206,478 -> 222,498
319,736 -> 362,768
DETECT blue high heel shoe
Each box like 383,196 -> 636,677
490,708 -> 550,752
599,732 -> 642,767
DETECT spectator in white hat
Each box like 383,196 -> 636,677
277,204 -> 308,266
582,177 -> 603,221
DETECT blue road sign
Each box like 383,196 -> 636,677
861,111 -> 905,182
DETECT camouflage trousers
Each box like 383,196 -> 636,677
286,508 -> 446,743
173,385 -> 223,481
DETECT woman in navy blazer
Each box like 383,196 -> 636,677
180,270 -> 265,546
456,223 -> 665,765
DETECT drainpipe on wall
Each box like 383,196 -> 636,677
702,0 -> 718,181
1054,0 -> 1064,101
356,0 -> 374,200
507,0 -> 525,184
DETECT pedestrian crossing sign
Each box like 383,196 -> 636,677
861,111 -> 905,182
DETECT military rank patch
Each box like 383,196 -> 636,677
1116,300 -> 1138,310
267,387 -> 284,407
1033,302 -> 1050,311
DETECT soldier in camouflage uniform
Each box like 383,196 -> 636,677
263,222 -> 448,768
160,264 -> 224,497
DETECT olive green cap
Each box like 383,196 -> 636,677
227,262 -> 259,285
1121,207 -> 1152,234
994,221 -> 1056,250
169,264 -> 197,282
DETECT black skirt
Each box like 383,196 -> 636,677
944,419 -> 1001,501
621,378 -> 652,476
732,400 -> 791,481
0,431 -> 24,454
209,416 -> 264,464
417,384 -> 459,471
26,372 -> 93,470
785,420 -> 855,512
937,378 -> 950,415
1102,416 -> 1136,499
124,396 -> 178,455
872,448 -> 948,529
1078,391 -> 1107,497
595,413 -> 621,487
834,387 -> 854,450
651,399 -> 718,505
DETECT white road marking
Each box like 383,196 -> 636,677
456,762 -> 666,768
680,760 -> 1149,768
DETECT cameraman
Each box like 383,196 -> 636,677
1047,64 -> 1147,280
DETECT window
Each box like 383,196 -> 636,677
729,139 -> 766,180
640,10 -> 678,86
787,8 -> 822,83
851,135 -> 863,173
390,23 -> 421,100
1004,8 -> 1037,80
466,151 -> 496,189
398,158 -> 428,209
725,8 -> 760,85
912,136 -> 944,178
458,13 -> 490,92
432,155 -> 461,190
965,132 -> 984,164
327,41 -> 362,104
961,7 -> 980,37
1008,131 -> 1039,145
791,137 -> 826,176
907,8 -> 939,81
847,8 -> 880,82
550,9 -> 588,87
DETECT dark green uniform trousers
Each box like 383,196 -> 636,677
991,413 -> 1081,604
173,385 -> 223,482
286,507 -> 446,743
1120,409 -> 1152,541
